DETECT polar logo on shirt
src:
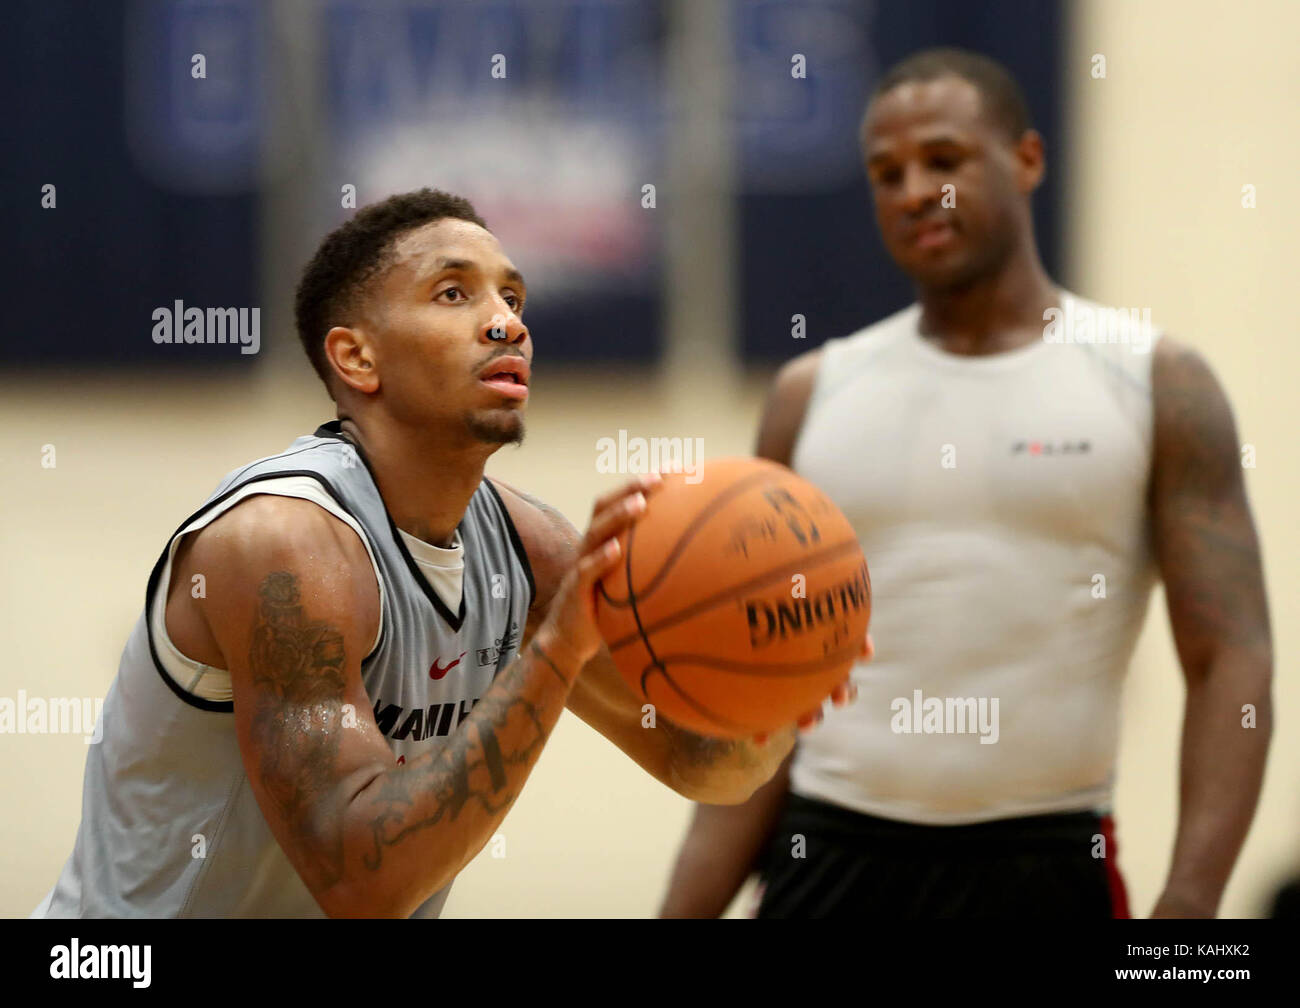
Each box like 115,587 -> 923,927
1010,439 -> 1091,456
49,940 -> 151,988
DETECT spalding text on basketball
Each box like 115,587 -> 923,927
744,564 -> 870,649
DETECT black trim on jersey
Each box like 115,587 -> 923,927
144,469 -> 388,714
481,477 -> 537,612
313,420 -> 470,631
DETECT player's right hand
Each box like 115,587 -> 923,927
536,473 -> 664,670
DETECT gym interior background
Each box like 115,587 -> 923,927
3,0 -> 1295,917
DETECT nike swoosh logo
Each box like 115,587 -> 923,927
429,652 -> 467,680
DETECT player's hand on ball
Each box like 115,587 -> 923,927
537,473 -> 664,669
754,632 -> 873,745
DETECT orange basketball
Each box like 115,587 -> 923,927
595,457 -> 871,738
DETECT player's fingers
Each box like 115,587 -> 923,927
580,491 -> 647,554
573,536 -> 622,586
589,472 -> 664,519
829,679 -> 858,708
796,708 -> 824,732
860,632 -> 875,661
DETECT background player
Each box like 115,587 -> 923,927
35,189 -> 850,918
659,48 -> 1273,919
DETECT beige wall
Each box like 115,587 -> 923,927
1062,0 -> 1300,917
3,0 -> 1295,918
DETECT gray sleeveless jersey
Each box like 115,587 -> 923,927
37,421 -> 534,918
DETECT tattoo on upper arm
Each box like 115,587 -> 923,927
1152,343 -> 1271,665
359,640 -> 570,872
247,571 -> 349,891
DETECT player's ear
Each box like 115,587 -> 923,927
326,325 -> 379,395
1013,128 -> 1046,194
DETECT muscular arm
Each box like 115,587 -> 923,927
191,495 -> 588,918
1148,338 -> 1273,918
490,477 -> 795,804
659,349 -> 824,916
659,751 -> 795,917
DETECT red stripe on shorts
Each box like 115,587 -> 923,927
1099,814 -> 1131,919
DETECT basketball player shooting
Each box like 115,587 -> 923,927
35,190 -> 859,919
660,48 -> 1274,919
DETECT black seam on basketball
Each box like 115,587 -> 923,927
603,467 -> 779,609
646,644 -> 864,677
623,523 -> 665,673
640,662 -> 752,734
605,537 -> 864,652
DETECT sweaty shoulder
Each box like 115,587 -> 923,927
179,494 -> 381,669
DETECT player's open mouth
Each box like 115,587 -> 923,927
479,358 -> 530,400
913,221 -> 955,250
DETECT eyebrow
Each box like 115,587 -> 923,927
433,256 -> 526,289
866,135 -> 968,166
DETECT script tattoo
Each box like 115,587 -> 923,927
360,640 -> 565,871
247,571 -> 349,891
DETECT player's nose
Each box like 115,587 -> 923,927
899,162 -> 939,214
482,314 -> 529,347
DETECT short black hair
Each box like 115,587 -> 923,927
867,47 -> 1033,142
294,187 -> 488,394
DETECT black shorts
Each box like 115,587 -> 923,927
755,793 -> 1130,919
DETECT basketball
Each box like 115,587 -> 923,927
595,457 -> 871,738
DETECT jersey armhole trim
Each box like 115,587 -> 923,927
482,478 -> 537,612
143,469 -> 386,714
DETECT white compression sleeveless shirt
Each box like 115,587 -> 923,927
789,294 -> 1160,824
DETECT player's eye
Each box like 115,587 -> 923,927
875,167 -> 901,186
437,286 -> 466,303
931,154 -> 960,170
503,291 -> 523,311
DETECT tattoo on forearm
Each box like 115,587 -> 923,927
659,719 -> 751,769
530,639 -> 572,687
247,571 -> 349,892
359,640 -> 565,871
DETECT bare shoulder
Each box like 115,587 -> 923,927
1152,334 -> 1226,397
1150,336 -> 1241,494
756,347 -> 824,465
186,493 -> 373,572
486,478 -> 578,613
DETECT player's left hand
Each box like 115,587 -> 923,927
754,632 -> 873,745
